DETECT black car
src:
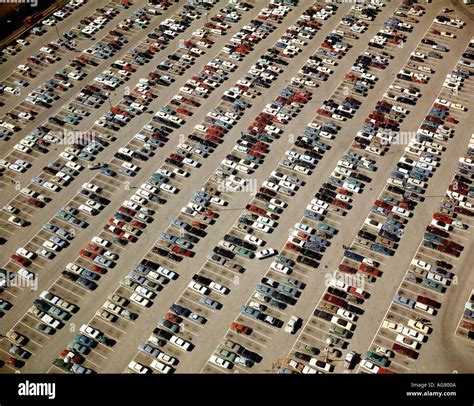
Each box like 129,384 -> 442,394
237,347 -> 262,363
213,246 -> 234,259
327,287 -> 347,299
296,255 -> 318,268
170,303 -> 191,317
358,230 -> 377,242
153,328 -> 173,340
192,274 -> 212,285
300,248 -> 322,260
313,309 -> 333,321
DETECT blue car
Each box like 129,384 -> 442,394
370,243 -> 395,256
394,294 -> 415,308
93,255 -> 113,268
81,269 -> 100,281
316,223 -> 337,236
421,279 -> 445,293
76,277 -> 97,290
74,334 -> 97,348
100,167 -> 116,177
50,236 -> 68,248
304,209 -> 324,221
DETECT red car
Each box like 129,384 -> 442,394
345,96 -> 361,105
441,239 -> 463,251
285,242 -> 301,253
433,212 -> 452,224
323,293 -> 345,307
374,200 -> 393,211
317,108 -> 332,117
118,206 -> 136,216
248,150 -> 263,158
169,153 -> 183,161
79,250 -> 97,260
92,265 -> 107,274
437,244 -> 459,257
191,220 -> 206,229
392,343 -> 417,359
6,356 -> 20,367
204,135 -> 222,144
10,254 -> 31,267
348,286 -> 368,299
109,219 -> 126,228
454,206 -> 473,217
176,108 -> 192,116
204,209 -> 218,218
338,264 -> 357,274
165,311 -> 183,324
333,199 -> 350,210
231,322 -> 252,335
358,264 -> 382,277
250,143 -> 269,153
293,231 -> 310,241
426,226 -> 449,238
85,244 -> 105,254
246,204 -> 266,216
378,368 -> 397,374
417,295 -> 440,308
131,220 -> 146,229
171,246 -> 192,257
61,349 -> 83,363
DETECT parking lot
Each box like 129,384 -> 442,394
0,0 -> 473,374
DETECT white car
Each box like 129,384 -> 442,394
414,302 -> 435,315
150,359 -> 173,374
18,267 -> 36,280
209,354 -> 232,369
244,234 -> 265,246
128,361 -> 149,374
14,144 -> 32,154
43,240 -> 61,252
407,319 -> 430,334
401,326 -> 425,343
91,236 -> 111,247
411,259 -> 431,271
270,261 -> 291,275
169,335 -> 192,351
188,282 -> 209,295
336,308 -> 356,321
173,168 -> 189,177
427,272 -> 449,286
80,324 -> 101,339
396,334 -> 419,349
16,247 -> 36,259
130,292 -> 150,307
160,183 -> 178,194
41,314 -> 61,329
360,359 -> 379,373
209,281 -> 229,295
256,248 -> 277,259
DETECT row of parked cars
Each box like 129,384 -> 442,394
0,0 -> 86,65
205,0 -> 421,374
28,0 -> 267,373
0,0 -> 216,370
455,289 -> 474,341
363,124 -> 472,369
340,33 -> 471,373
203,0 -> 391,373
123,0 -> 346,373
280,2 -> 459,374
